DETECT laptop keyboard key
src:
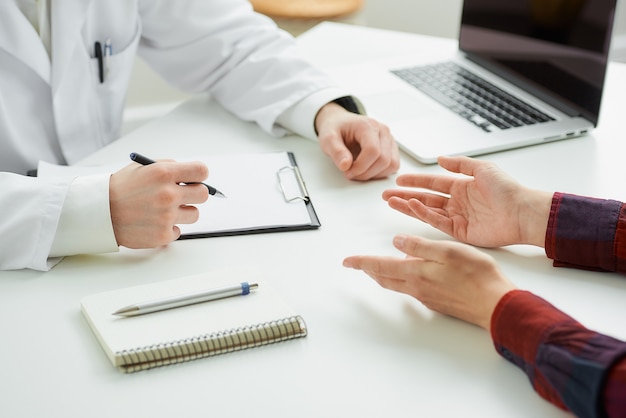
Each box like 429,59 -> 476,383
391,62 -> 555,133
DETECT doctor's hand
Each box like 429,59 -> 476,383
109,161 -> 209,249
343,235 -> 516,330
315,102 -> 400,181
383,156 -> 552,248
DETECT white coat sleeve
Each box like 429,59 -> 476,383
49,174 -> 119,259
0,173 -> 119,271
275,90 -> 366,141
0,173 -> 69,271
137,0 -> 341,137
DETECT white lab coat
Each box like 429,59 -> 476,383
0,0 -> 342,270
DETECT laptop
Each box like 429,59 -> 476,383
327,0 -> 617,164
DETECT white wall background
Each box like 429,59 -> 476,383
123,0 -> 626,132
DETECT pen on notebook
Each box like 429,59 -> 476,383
129,152 -> 226,198
113,282 -> 259,317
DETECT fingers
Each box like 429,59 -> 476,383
144,161 -> 210,203
383,189 -> 449,208
178,183 -> 209,205
176,204 -> 201,224
343,236 -> 444,280
384,195 -> 438,219
394,173 -> 460,195
343,255 -> 415,294
110,160 -> 211,249
149,160 -> 209,186
345,119 -> 400,180
317,110 -> 400,181
320,129 -> 355,173
437,155 -> 495,177
343,234 -> 513,329
141,162 -> 209,225
342,255 -> 402,276
391,156 -> 491,194
405,199 -> 456,237
344,235 -> 466,280
392,235 -> 448,262
383,190 -> 455,237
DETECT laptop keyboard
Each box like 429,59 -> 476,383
391,62 -> 555,132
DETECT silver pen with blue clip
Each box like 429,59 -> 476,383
113,282 -> 259,317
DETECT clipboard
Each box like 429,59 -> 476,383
37,151 -> 320,239
178,151 -> 320,238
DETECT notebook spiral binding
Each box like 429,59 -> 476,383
117,315 -> 307,373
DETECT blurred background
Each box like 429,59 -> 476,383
123,0 -> 626,134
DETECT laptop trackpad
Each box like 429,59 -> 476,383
361,91 -> 437,122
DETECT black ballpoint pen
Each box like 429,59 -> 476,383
94,41 -> 104,83
130,152 -> 226,198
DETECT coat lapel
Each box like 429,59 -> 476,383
0,2 -> 50,84
51,0 -> 93,93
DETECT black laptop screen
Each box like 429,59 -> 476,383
459,0 -> 617,125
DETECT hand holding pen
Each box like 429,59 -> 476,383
108,154 -> 217,249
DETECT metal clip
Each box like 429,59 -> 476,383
277,166 -> 310,203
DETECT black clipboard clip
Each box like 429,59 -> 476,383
277,165 -> 310,203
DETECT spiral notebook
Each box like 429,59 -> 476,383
81,270 -> 307,373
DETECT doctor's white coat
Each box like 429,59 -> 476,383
0,0 -> 340,270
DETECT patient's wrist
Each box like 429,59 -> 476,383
519,188 -> 552,247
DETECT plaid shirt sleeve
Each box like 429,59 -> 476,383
490,193 -> 626,417
545,192 -> 626,273
491,291 -> 626,418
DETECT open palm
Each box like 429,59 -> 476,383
383,156 -> 532,247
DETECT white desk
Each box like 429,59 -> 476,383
2,23 -> 625,417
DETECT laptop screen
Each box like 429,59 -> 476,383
459,0 -> 617,126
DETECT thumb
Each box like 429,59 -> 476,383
319,130 -> 353,172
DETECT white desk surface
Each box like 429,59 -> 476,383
2,22 -> 625,418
